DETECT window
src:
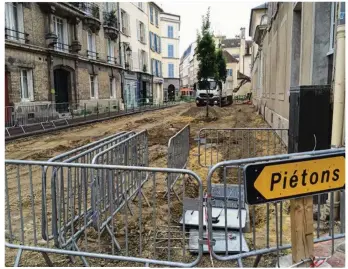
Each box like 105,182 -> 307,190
87,30 -> 97,59
5,3 -> 24,42
105,2 -> 114,12
329,2 -> 337,52
90,75 -> 98,98
156,36 -> 161,53
20,69 -> 34,101
137,20 -> 146,43
109,77 -> 116,98
227,69 -> 233,77
107,38 -> 115,64
150,6 -> 154,24
168,44 -> 174,57
121,10 -> 130,36
168,63 -> 174,78
155,10 -> 159,27
150,32 -> 155,51
53,15 -> 68,52
168,25 -> 174,38
138,2 -> 143,10
139,50 -> 147,71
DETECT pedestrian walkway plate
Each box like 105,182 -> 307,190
188,229 -> 250,253
211,184 -> 245,209
180,208 -> 247,229
244,152 -> 345,205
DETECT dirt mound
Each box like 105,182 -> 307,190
181,106 -> 222,122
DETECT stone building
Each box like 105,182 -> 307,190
118,2 -> 152,109
148,2 -> 164,104
249,2 -> 341,145
160,12 -> 180,101
5,2 -> 123,112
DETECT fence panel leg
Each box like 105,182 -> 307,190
14,248 -> 23,267
41,252 -> 54,267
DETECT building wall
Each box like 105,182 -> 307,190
5,2 -> 123,109
250,2 -> 335,146
148,3 -> 164,104
120,2 -> 150,73
224,47 -> 240,57
161,13 -> 180,80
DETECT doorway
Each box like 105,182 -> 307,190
168,84 -> 175,101
54,69 -> 70,112
142,81 -> 147,105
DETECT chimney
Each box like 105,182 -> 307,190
240,27 -> 246,40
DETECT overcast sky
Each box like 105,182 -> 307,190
159,1 -> 264,57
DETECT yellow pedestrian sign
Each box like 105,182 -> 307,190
244,153 -> 345,205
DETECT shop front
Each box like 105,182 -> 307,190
124,71 -> 138,109
138,73 -> 153,106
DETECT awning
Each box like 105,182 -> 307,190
180,88 -> 193,92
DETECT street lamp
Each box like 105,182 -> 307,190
125,45 -> 132,69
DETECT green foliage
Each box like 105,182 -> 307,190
195,7 -> 227,85
195,7 -> 216,86
215,48 -> 227,83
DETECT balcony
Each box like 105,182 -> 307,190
107,56 -> 118,65
71,2 -> 101,32
87,50 -> 99,60
54,42 -> 71,53
103,11 -> 119,40
5,28 -> 29,44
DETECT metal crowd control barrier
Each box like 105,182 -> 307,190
197,128 -> 288,167
5,160 -> 204,267
49,132 -> 135,253
205,148 -> 345,267
90,131 -> 149,246
41,132 -> 134,244
166,124 -> 190,200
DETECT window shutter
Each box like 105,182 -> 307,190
159,61 -> 161,77
144,51 -> 148,70
144,24 -> 147,44
167,25 -> 170,37
95,76 -> 99,99
159,37 -> 161,53
136,19 -> 140,41
127,13 -> 131,36
28,70 -> 34,101
63,19 -> 69,46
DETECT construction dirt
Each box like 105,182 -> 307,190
5,103 -> 337,267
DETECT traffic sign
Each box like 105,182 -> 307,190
244,153 -> 345,205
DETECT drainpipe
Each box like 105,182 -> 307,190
117,3 -> 125,109
329,2 -> 345,220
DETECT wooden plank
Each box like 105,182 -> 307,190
290,196 -> 314,266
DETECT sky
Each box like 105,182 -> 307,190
159,1 -> 264,57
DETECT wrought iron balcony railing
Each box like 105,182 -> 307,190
5,28 -> 29,43
71,2 -> 100,20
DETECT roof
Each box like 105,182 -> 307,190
149,2 -> 163,12
249,3 -> 268,37
161,12 -> 180,19
223,51 -> 239,63
221,38 -> 240,48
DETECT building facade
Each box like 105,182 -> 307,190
5,2 -> 123,112
119,2 -> 152,109
148,2 -> 164,104
160,12 -> 180,101
249,2 -> 341,146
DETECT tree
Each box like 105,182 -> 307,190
215,47 -> 227,106
215,48 -> 227,83
195,7 -> 217,117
